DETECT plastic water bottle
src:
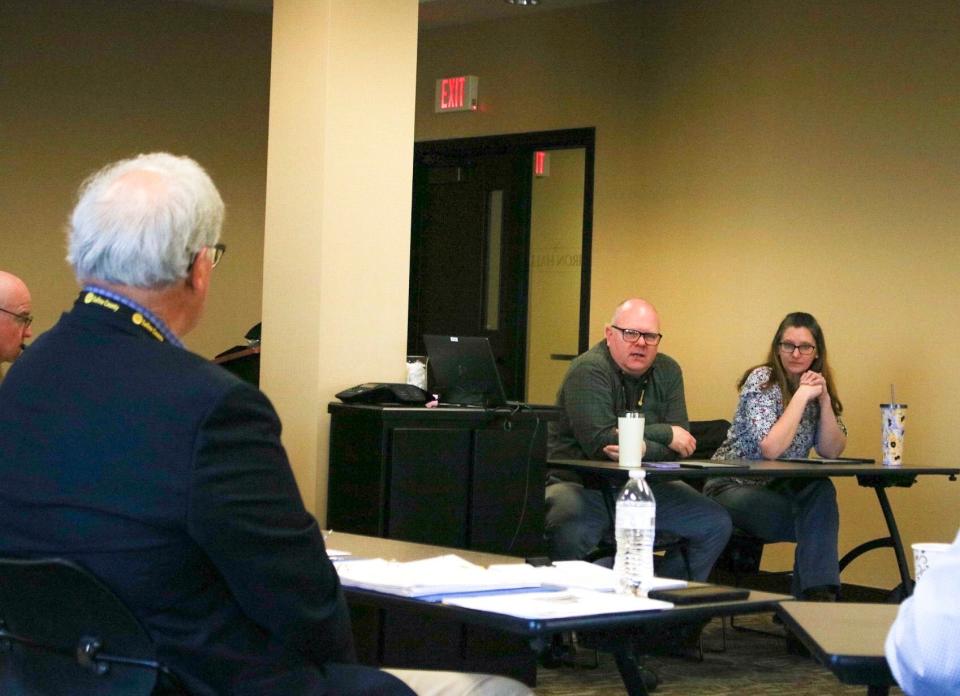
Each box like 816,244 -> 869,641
613,468 -> 656,596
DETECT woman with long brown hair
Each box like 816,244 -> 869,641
705,312 -> 846,600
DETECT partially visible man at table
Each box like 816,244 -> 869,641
885,528 -> 960,696
0,270 -> 33,371
0,153 -> 530,696
546,298 -> 732,581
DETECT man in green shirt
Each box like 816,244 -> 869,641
546,298 -> 731,580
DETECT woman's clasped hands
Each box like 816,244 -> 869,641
796,370 -> 827,403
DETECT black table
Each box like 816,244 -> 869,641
548,458 -> 959,597
329,531 -> 790,695
776,602 -> 898,695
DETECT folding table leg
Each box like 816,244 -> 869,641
612,647 -> 656,696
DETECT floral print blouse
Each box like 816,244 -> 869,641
706,366 -> 846,492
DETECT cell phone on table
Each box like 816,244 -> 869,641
647,585 -> 749,605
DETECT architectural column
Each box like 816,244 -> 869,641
262,0 -> 418,518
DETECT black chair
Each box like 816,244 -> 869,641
688,419 -> 731,461
0,557 -> 186,695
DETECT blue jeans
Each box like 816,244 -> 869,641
544,478 -> 732,581
706,478 -> 840,595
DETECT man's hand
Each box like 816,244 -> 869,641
603,442 -> 646,462
668,426 -> 697,458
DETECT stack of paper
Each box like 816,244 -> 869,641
336,552 -> 690,604
443,588 -> 673,619
488,561 -> 687,594
335,554 -> 541,597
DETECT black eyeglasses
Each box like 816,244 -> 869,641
611,325 -> 662,346
0,307 -> 33,328
778,341 -> 816,356
187,243 -> 227,272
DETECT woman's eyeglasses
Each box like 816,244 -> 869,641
778,341 -> 815,356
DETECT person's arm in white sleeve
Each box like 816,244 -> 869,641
885,529 -> 960,696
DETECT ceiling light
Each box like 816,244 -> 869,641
506,0 -> 540,6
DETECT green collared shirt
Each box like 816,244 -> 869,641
548,340 -> 690,463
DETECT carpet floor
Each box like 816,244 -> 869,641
534,612 -> 903,695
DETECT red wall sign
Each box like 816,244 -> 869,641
435,76 -> 479,113
534,151 -> 550,177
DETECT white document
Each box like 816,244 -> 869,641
335,555 -> 540,597
488,561 -> 688,594
336,553 -> 688,600
443,588 -> 673,619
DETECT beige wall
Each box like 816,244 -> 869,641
263,0 -> 418,517
417,0 -> 960,588
0,0 -> 270,359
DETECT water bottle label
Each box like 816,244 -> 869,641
615,506 -> 655,528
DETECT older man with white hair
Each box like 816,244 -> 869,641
0,153 -> 531,696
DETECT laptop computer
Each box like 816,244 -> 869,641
422,335 -> 511,408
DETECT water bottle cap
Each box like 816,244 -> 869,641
628,468 -> 645,479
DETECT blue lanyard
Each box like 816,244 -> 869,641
81,285 -> 184,349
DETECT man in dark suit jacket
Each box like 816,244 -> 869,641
0,154 -> 529,696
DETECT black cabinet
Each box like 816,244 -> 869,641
327,403 -> 555,557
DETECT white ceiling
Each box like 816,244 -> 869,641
182,0 -> 619,29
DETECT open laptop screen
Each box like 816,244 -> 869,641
423,335 -> 508,407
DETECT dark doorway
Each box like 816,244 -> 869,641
408,129 -> 594,402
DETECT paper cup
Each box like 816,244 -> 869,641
912,542 -> 951,581
405,355 -> 428,391
618,412 -> 645,467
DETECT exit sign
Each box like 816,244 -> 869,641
435,75 -> 479,113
